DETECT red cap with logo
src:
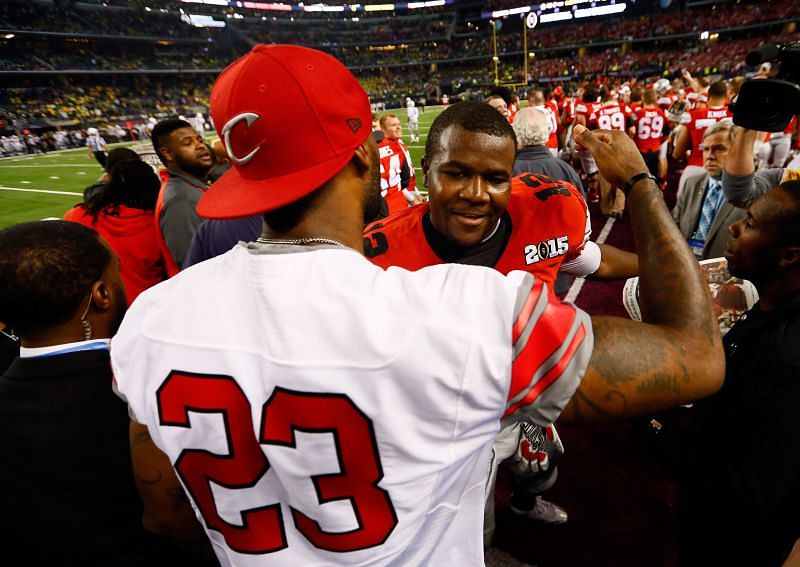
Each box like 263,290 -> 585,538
197,44 -> 372,219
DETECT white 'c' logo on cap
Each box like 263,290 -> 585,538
221,112 -> 261,166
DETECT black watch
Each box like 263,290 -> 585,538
623,172 -> 657,194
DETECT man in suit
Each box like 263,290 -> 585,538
0,221 -> 210,565
673,120 -> 745,260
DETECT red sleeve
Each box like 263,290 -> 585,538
504,275 -> 593,426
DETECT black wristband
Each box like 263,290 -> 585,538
623,172 -> 657,194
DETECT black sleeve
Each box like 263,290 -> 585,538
399,156 -> 411,190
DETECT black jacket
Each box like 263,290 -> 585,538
647,291 -> 800,566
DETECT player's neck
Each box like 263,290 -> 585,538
261,179 -> 366,253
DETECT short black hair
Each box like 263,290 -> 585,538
425,101 -> 516,161
0,221 -> 111,336
104,147 -> 140,173
151,118 -> 193,164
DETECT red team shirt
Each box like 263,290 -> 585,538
540,101 -> 560,150
575,101 -> 601,127
560,96 -> 576,125
657,92 -> 678,110
378,137 -> 417,215
632,106 -> 669,154
588,103 -> 632,132
685,105 -> 732,166
364,174 -> 591,289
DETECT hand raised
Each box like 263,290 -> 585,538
573,124 -> 649,189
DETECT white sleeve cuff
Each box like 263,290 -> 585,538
559,240 -> 602,277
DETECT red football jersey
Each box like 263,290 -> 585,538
378,137 -> 416,214
657,92 -> 678,110
560,97 -> 576,125
686,106 -> 732,166
685,88 -> 700,110
575,101 -> 601,126
363,173 -> 590,288
535,102 -> 560,150
588,103 -> 631,132
632,106 -> 669,153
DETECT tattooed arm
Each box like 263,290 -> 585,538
560,126 -> 725,422
129,421 -> 216,561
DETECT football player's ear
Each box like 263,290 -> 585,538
90,280 -> 112,311
421,156 -> 430,187
159,145 -> 173,164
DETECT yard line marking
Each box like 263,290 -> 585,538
564,216 -> 615,304
21,180 -> 31,184
0,185 -> 82,196
0,164 -> 102,168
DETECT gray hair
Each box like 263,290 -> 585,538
702,119 -> 737,141
513,107 -> 550,147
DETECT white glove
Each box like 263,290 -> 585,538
513,422 -> 564,476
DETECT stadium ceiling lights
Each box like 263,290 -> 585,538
481,0 -> 626,22
180,0 -> 451,14
363,4 -> 395,12
181,0 -> 229,5
305,4 -> 347,11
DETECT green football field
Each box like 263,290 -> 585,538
0,106 -> 444,229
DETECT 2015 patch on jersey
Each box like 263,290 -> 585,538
524,236 -> 568,265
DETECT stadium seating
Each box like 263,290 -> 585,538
0,0 -> 797,134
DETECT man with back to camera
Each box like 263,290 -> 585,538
110,44 -> 723,567
526,88 -> 560,157
151,117 -> 214,275
0,221 -> 209,566
86,126 -> 109,167
631,88 -> 671,186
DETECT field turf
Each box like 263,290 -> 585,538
0,106 -> 444,229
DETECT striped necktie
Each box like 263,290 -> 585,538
695,178 -> 722,242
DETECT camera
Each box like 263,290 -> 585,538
730,41 -> 800,132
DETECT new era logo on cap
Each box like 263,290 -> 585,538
346,118 -> 363,134
197,44 -> 372,220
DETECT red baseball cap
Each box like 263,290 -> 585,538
197,44 -> 372,219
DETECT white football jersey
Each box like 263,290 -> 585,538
112,243 -> 592,567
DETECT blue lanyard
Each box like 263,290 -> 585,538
28,341 -> 110,359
